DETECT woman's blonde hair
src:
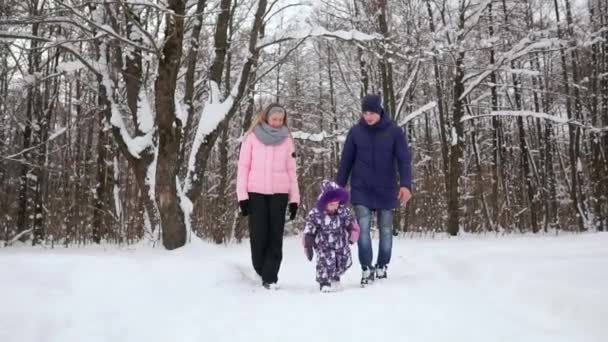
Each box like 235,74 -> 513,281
246,103 -> 289,134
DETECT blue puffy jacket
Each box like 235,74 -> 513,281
336,114 -> 412,210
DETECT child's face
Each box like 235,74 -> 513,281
326,201 -> 340,213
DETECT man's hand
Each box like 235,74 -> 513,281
398,187 -> 412,205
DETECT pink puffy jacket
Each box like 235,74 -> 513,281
236,132 -> 300,204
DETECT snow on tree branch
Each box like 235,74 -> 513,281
184,78 -> 240,193
398,102 -> 437,127
460,38 -> 562,100
257,27 -> 381,49
0,31 -> 48,41
291,130 -> 347,143
2,127 -> 67,160
97,41 -> 153,160
461,111 -> 567,124
461,111 -> 608,132
0,32 -> 102,76
395,60 -> 421,122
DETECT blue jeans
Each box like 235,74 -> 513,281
353,205 -> 394,270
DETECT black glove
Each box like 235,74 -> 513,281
288,203 -> 298,220
239,200 -> 249,217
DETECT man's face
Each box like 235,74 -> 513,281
362,111 -> 381,125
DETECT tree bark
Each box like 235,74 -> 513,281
154,0 -> 188,250
554,0 -> 586,231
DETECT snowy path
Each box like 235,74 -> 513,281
1,233 -> 607,342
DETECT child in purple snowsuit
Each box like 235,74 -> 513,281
303,180 -> 360,292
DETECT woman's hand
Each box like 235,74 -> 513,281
239,200 -> 249,217
288,203 -> 298,220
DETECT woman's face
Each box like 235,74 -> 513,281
267,112 -> 285,128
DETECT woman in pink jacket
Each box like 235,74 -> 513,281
236,103 -> 300,290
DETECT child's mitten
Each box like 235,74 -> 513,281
303,233 -> 314,261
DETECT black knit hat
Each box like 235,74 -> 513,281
361,94 -> 383,115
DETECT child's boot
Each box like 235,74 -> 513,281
320,283 -> 331,292
330,277 -> 342,291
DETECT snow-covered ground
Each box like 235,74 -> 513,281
1,232 -> 607,342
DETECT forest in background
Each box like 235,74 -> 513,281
1,0 -> 606,249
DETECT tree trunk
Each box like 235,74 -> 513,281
565,0 -> 588,231
353,0 -> 368,96
554,0 -> 586,231
447,49 -> 465,236
154,0 -> 188,250
602,0 -> 608,232
471,129 -> 493,231
179,0 -> 208,178
93,112 -> 112,243
488,2 -> 502,227
588,0 -> 603,230
425,0 -> 450,202
377,0 -> 396,116
17,15 -> 41,242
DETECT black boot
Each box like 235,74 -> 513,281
376,265 -> 388,279
360,267 -> 375,287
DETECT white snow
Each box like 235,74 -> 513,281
56,61 -> 86,73
291,130 -> 348,143
176,176 -> 194,241
143,145 -> 159,243
112,156 -> 122,220
175,97 -> 188,126
136,89 -> 155,134
1,233 -> 607,342
291,130 -> 331,142
185,80 -> 236,186
48,127 -> 67,141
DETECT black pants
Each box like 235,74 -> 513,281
248,192 -> 288,284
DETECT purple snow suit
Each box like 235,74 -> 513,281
303,181 -> 357,285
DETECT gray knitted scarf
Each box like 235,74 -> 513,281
254,122 -> 289,146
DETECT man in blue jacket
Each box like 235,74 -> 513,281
336,94 -> 412,286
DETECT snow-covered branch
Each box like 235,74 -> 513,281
183,79 -> 239,193
461,111 -> 608,132
56,1 -> 159,55
291,130 -> 347,143
395,60 -> 421,122
256,27 -> 381,49
460,38 -> 562,100
0,31 -> 49,41
398,102 -> 437,127
2,128 -> 67,161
